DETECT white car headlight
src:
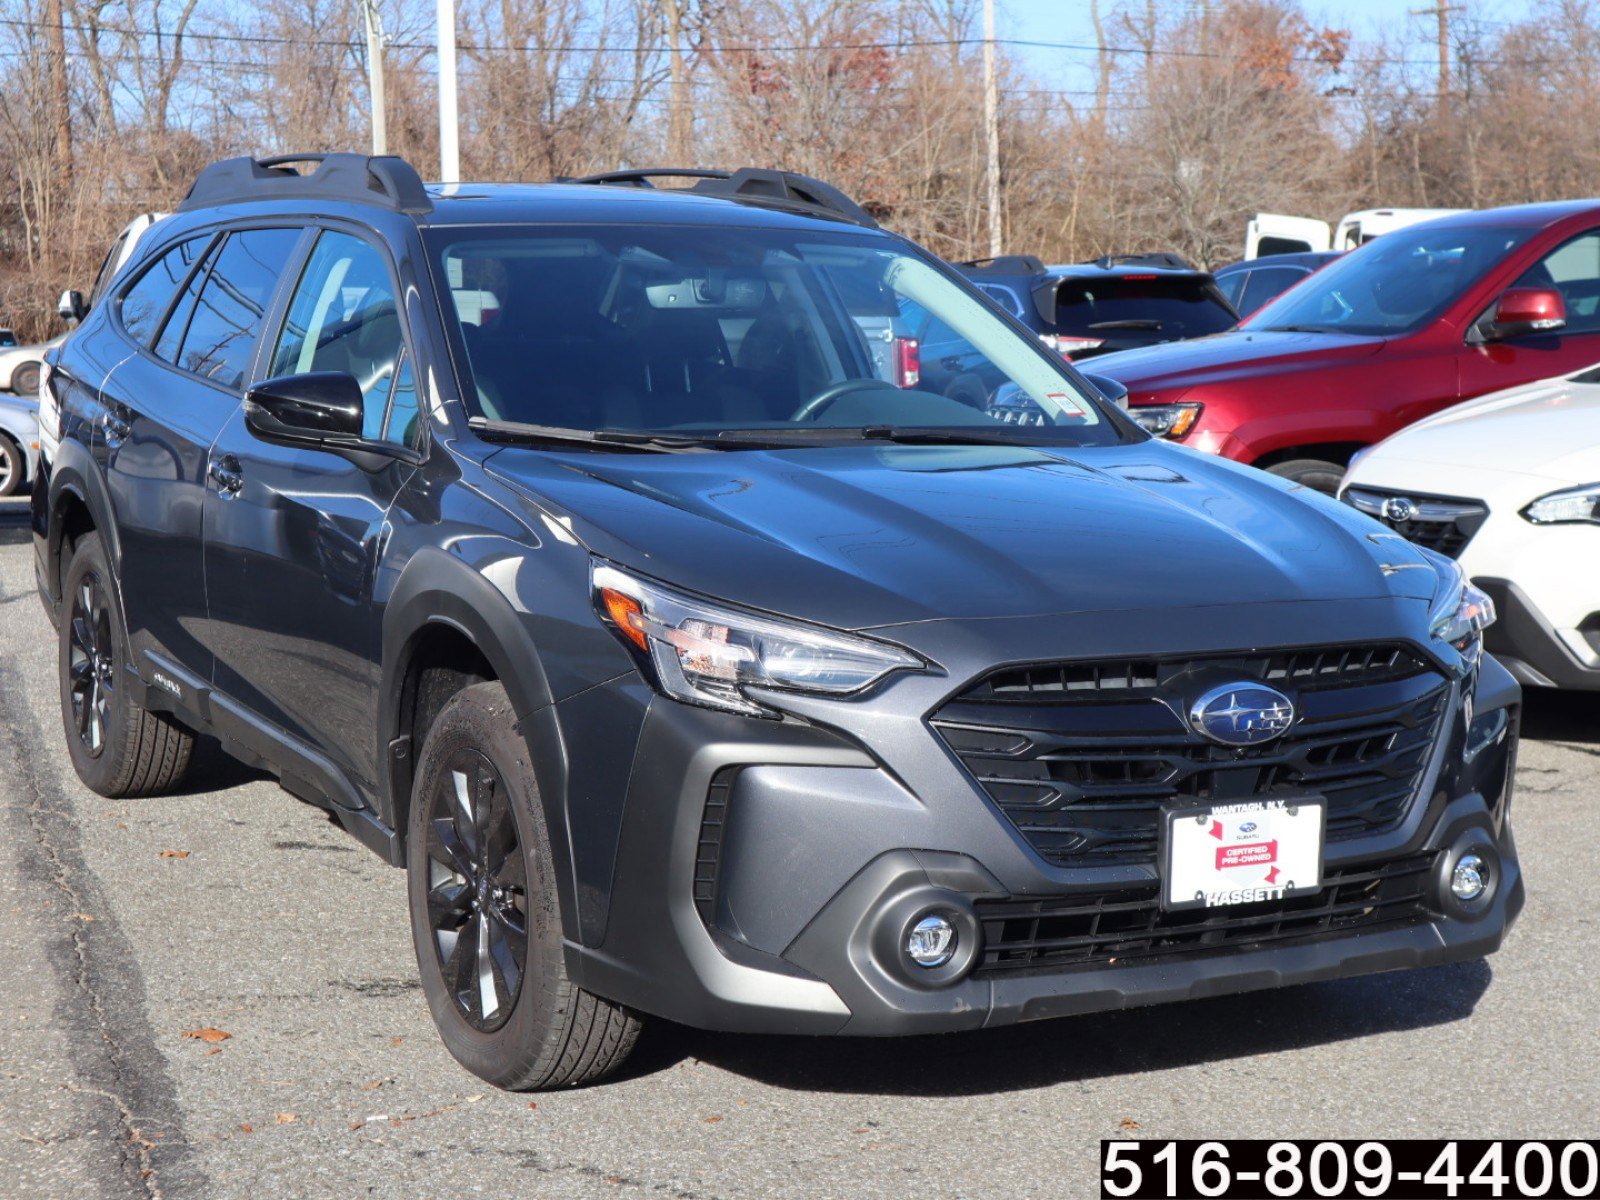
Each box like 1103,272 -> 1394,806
592,561 -> 923,716
1522,482 -> 1600,525
1425,554 -> 1495,669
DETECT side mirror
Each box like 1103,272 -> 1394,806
1084,372 -> 1131,411
244,372 -> 364,448
57,290 -> 87,323
1485,287 -> 1566,341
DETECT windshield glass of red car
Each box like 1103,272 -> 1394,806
1245,224 -> 1534,336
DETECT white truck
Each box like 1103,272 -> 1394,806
1243,207 -> 1469,259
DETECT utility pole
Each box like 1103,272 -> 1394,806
982,0 -> 1001,257
665,0 -> 690,162
360,0 -> 387,155
437,0 -> 460,181
1412,1 -> 1461,95
44,0 -> 71,177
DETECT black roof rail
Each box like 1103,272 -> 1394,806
561,166 -> 878,228
956,254 -> 1048,276
1089,251 -> 1198,272
178,153 -> 433,215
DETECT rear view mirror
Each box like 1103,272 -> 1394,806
245,372 -> 364,446
58,290 -> 87,323
1485,287 -> 1566,341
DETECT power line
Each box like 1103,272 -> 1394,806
0,15 -> 1572,69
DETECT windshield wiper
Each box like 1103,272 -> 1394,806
1252,324 -> 1343,334
1087,319 -> 1163,330
469,417 -> 716,452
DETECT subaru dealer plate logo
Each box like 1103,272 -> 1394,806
1382,495 -> 1417,522
1189,683 -> 1296,747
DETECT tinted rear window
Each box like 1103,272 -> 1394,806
120,236 -> 210,345
1054,277 -> 1236,339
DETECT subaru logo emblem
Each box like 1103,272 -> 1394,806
1382,495 -> 1417,523
1189,683 -> 1296,747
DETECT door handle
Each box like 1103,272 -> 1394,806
208,455 -> 244,496
99,409 -> 131,443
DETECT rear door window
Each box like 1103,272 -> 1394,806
119,236 -> 211,345
174,228 -> 302,389
1054,277 -> 1238,339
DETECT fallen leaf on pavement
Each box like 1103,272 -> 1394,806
704,1116 -> 722,1124
204,1048 -> 221,1057
182,1028 -> 231,1044
160,850 -> 190,859
389,1037 -> 403,1049
69,913 -> 96,922
274,1113 -> 296,1125
528,1102 -> 538,1111
239,1124 -> 253,1135
1117,1118 -> 1141,1132
361,1080 -> 385,1091
348,1122 -> 365,1132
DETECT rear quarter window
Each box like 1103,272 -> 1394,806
118,236 -> 210,345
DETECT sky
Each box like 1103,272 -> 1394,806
997,0 -> 1540,94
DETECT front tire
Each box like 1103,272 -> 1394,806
406,682 -> 642,1089
1265,457 -> 1346,495
58,533 -> 194,796
11,361 -> 41,400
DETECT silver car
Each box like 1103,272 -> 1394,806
0,389 -> 39,496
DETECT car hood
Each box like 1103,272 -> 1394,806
484,441 -> 1440,631
1086,328 -> 1388,398
1361,371 -> 1600,485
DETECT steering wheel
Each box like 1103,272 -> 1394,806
788,377 -> 889,423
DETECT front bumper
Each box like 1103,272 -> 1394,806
1477,575 -> 1600,690
568,618 -> 1523,1037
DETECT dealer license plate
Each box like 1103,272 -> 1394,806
1161,799 -> 1325,911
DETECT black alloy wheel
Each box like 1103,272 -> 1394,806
424,749 -> 529,1033
67,571 -> 116,757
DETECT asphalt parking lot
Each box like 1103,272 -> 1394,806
0,491 -> 1597,1200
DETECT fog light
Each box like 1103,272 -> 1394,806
906,914 -> 957,968
1452,853 -> 1488,902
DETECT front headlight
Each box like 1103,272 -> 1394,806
592,561 -> 923,716
1131,402 -> 1203,439
1425,554 -> 1496,669
1522,482 -> 1600,525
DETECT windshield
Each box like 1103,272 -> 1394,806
1243,223 -> 1534,336
425,224 -> 1125,447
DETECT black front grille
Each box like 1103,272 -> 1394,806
975,852 -> 1436,975
933,643 -> 1448,869
1343,486 -> 1489,559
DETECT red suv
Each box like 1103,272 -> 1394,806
1090,201 -> 1600,491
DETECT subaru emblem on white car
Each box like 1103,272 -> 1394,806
1382,495 -> 1417,522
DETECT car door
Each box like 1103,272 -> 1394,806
90,228 -> 244,681
202,227 -> 423,794
1460,228 -> 1600,400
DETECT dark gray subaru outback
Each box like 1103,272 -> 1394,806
34,154 -> 1522,1089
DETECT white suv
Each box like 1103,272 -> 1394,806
1341,366 -> 1600,690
